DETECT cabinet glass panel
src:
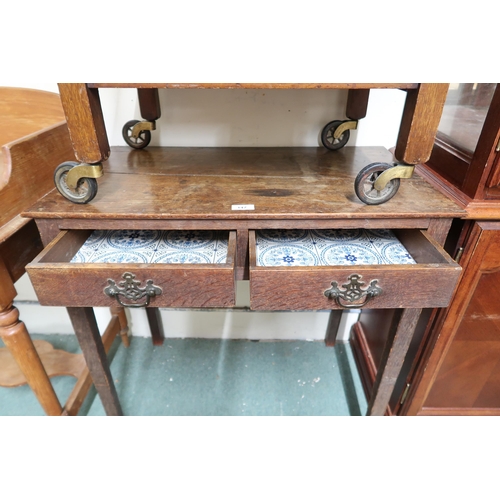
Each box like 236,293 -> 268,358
437,83 -> 497,155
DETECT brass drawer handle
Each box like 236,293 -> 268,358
104,272 -> 162,308
324,273 -> 381,309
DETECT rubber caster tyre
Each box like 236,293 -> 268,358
354,162 -> 400,205
122,119 -> 152,149
54,161 -> 98,204
321,120 -> 350,150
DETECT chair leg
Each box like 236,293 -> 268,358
0,302 -> 63,415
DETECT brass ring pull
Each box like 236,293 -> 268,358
324,273 -> 381,309
104,272 -> 162,308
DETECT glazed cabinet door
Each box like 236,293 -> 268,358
424,84 -> 500,200
405,221 -> 500,415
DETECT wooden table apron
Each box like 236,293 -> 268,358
23,146 -> 465,416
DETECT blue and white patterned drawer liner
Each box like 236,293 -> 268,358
255,229 -> 416,267
70,230 -> 228,264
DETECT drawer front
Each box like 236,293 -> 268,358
249,229 -> 461,311
27,230 -> 236,308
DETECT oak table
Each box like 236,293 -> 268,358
24,145 -> 464,415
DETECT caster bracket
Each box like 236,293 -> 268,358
373,165 -> 414,191
333,120 -> 357,139
131,120 -> 156,138
66,163 -> 104,190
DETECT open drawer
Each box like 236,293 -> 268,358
27,229 -> 236,308
249,229 -> 461,311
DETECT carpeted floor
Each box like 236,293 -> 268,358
0,335 -> 367,416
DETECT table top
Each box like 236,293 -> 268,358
87,83 -> 419,90
24,146 -> 465,223
0,87 -> 73,239
0,87 -> 65,147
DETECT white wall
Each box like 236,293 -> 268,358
10,84 -> 406,341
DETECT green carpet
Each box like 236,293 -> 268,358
0,335 -> 367,416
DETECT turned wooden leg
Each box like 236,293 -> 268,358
67,307 -> 123,416
0,302 -> 63,415
0,257 -> 63,415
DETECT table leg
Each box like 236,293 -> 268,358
67,307 -> 123,416
394,83 -> 449,165
146,308 -> 165,346
138,88 -> 161,122
367,308 -> 422,416
324,310 -> 343,347
57,83 -> 110,164
346,89 -> 370,120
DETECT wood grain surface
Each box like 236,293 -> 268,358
248,230 -> 461,311
0,87 -> 65,145
87,83 -> 419,90
27,230 -> 237,308
0,87 -> 75,230
57,84 -> 110,164
23,146 -> 465,221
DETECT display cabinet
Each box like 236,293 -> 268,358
351,83 -> 500,415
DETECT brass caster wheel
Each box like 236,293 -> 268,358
321,119 -> 358,151
122,119 -> 152,149
354,162 -> 400,205
54,161 -> 99,204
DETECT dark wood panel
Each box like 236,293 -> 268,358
404,222 -> 500,414
138,89 -> 161,121
0,220 -> 44,283
352,308 -> 434,414
346,89 -> 370,120
423,270 -> 500,409
351,310 -> 395,401
426,137 -> 471,189
367,308 -> 422,415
